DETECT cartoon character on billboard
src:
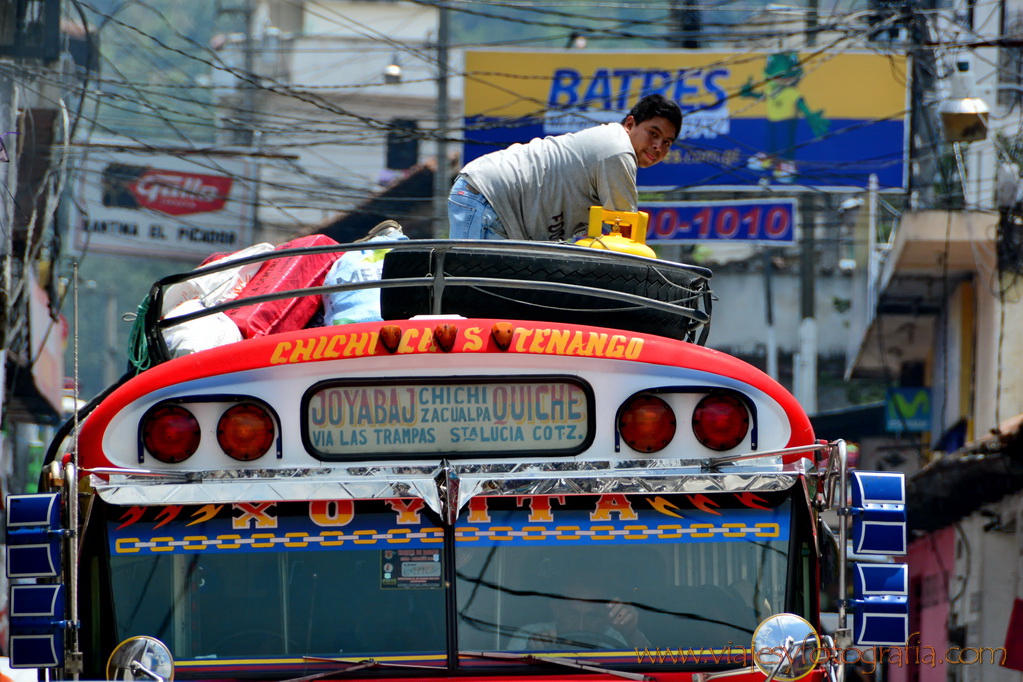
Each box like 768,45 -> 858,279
740,52 -> 829,183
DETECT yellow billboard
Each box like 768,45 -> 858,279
463,50 -> 908,189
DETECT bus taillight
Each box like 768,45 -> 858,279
618,395 -> 676,453
692,394 -> 749,451
142,405 -> 201,463
217,404 -> 275,461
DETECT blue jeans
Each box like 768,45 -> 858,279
448,175 -> 507,239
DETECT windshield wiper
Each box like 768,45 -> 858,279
460,650 -> 651,681
281,657 -> 443,682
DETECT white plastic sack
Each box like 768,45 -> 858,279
323,230 -> 408,325
161,242 -> 274,316
162,299 -> 243,358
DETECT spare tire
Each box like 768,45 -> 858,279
380,244 -> 712,343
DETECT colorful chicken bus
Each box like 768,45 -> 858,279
6,234 -> 909,682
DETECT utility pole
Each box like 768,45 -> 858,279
240,0 -> 256,148
907,1 -> 940,208
432,1 -> 451,239
1,71 -> 15,360
794,205 -> 818,414
104,287 -> 119,388
217,0 -> 260,241
216,0 -> 256,147
806,0 -> 819,46
0,71 -> 13,430
762,249 -> 779,380
669,0 -> 702,48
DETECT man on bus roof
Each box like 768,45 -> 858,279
448,93 -> 681,242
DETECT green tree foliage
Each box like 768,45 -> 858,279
82,0 -> 239,143
65,254 -> 194,400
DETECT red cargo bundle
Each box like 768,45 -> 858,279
225,234 -> 342,338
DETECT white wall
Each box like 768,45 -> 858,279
969,271 -> 1023,436
955,501 -> 1021,682
702,269 -> 854,358
303,1 -> 438,41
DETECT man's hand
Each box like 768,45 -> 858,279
608,600 -> 638,634
608,599 -> 649,647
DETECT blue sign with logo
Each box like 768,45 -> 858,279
885,388 -> 931,433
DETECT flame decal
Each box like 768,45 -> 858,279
687,494 -> 722,515
649,496 -> 686,519
116,506 -> 146,530
188,505 -> 224,526
735,492 -> 771,509
153,505 -> 183,529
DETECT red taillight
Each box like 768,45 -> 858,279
692,394 -> 749,451
618,395 -> 676,453
142,405 -> 201,464
217,404 -> 275,461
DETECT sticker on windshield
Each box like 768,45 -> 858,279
381,548 -> 443,589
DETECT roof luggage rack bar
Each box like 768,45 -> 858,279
152,277 -> 709,330
141,240 -> 714,366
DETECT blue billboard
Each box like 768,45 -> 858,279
463,50 -> 908,191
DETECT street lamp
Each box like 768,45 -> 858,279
939,59 -> 990,143
939,97 -> 989,143
384,54 -> 402,84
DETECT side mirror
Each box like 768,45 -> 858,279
752,613 -> 820,681
107,636 -> 175,682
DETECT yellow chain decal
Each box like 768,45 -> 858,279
115,528 -> 445,554
452,523 -> 779,542
116,523 -> 782,553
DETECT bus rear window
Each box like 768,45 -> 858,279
106,499 -> 446,661
455,492 -> 792,660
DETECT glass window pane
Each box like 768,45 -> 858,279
456,492 -> 791,662
107,499 -> 446,661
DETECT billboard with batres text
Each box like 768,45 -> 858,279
463,50 -> 908,191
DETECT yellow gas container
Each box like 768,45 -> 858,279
574,207 -> 656,258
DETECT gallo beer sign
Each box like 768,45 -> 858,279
73,145 -> 254,262
101,164 -> 233,216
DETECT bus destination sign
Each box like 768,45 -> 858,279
304,379 -> 591,457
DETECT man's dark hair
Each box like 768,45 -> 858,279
624,94 -> 682,139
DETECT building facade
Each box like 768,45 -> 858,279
211,0 -> 463,243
